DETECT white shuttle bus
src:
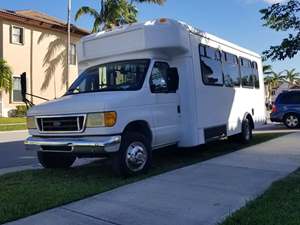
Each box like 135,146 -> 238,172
25,19 -> 266,176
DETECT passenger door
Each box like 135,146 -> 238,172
150,61 -> 180,147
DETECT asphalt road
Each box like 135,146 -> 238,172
0,123 -> 299,172
0,131 -> 37,169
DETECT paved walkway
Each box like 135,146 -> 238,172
0,130 -> 28,143
6,133 -> 300,225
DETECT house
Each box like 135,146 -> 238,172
0,9 -> 89,117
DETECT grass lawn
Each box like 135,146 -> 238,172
0,118 -> 26,131
221,168 -> 300,225
0,133 -> 286,224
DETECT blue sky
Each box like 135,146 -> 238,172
1,0 -> 299,73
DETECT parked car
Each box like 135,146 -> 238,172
270,90 -> 300,129
24,19 -> 266,176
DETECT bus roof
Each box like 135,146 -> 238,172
78,18 -> 261,63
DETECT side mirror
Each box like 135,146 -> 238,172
167,67 -> 179,92
20,72 -> 27,102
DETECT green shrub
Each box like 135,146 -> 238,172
15,105 -> 27,117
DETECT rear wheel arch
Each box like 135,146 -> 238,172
243,113 -> 254,130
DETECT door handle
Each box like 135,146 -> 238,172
177,105 -> 181,114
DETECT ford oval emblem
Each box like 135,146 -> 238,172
53,121 -> 61,127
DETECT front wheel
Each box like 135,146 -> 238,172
112,132 -> 152,177
37,151 -> 76,169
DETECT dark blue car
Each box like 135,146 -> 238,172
270,90 -> 300,129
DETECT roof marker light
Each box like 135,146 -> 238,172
159,18 -> 168,24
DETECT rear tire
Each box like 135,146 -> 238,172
112,132 -> 152,177
284,114 -> 300,129
37,151 -> 76,169
237,118 -> 253,144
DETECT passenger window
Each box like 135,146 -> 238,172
240,57 -> 254,88
252,62 -> 260,89
199,45 -> 223,86
150,62 -> 169,93
223,52 -> 240,87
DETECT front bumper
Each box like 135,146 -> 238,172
24,135 -> 121,154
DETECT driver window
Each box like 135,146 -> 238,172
150,62 -> 169,93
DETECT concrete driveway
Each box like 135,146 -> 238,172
5,132 -> 300,225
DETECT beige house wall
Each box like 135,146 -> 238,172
0,19 -> 82,117
0,20 -> 3,116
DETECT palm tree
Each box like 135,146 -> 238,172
263,65 -> 273,76
264,71 -> 285,101
283,69 -> 300,88
75,0 -> 166,33
0,59 -> 12,93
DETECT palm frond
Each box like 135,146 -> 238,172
132,0 -> 166,5
0,59 -> 12,93
75,6 -> 100,21
41,50 -> 66,90
42,38 -> 66,67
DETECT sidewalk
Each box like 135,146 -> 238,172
0,130 -> 28,143
6,133 -> 300,225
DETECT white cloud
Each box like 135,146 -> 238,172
263,0 -> 286,3
243,0 -> 287,4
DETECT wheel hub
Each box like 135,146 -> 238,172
286,115 -> 299,128
126,142 -> 147,172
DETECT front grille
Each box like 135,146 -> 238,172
37,115 -> 85,133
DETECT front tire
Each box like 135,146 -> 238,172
37,151 -> 76,169
284,114 -> 300,129
112,132 -> 152,177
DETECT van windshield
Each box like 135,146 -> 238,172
66,59 -> 150,95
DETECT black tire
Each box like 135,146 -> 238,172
112,132 -> 152,177
283,114 -> 300,129
237,118 -> 253,144
37,151 -> 76,169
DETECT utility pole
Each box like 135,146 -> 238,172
66,0 -> 71,90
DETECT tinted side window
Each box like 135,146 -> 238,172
200,45 -> 223,86
252,62 -> 260,89
279,93 -> 300,104
150,62 -> 169,93
240,58 -> 254,88
223,52 -> 241,87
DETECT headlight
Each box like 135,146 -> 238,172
86,112 -> 117,128
26,117 -> 36,129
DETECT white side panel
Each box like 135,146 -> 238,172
82,29 -> 145,61
189,34 -> 266,145
173,57 -> 199,147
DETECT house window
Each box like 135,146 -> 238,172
70,44 -> 76,65
11,26 -> 24,44
12,77 -> 22,102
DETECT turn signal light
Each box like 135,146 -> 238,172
104,112 -> 117,127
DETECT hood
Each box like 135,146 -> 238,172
27,91 -> 141,116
